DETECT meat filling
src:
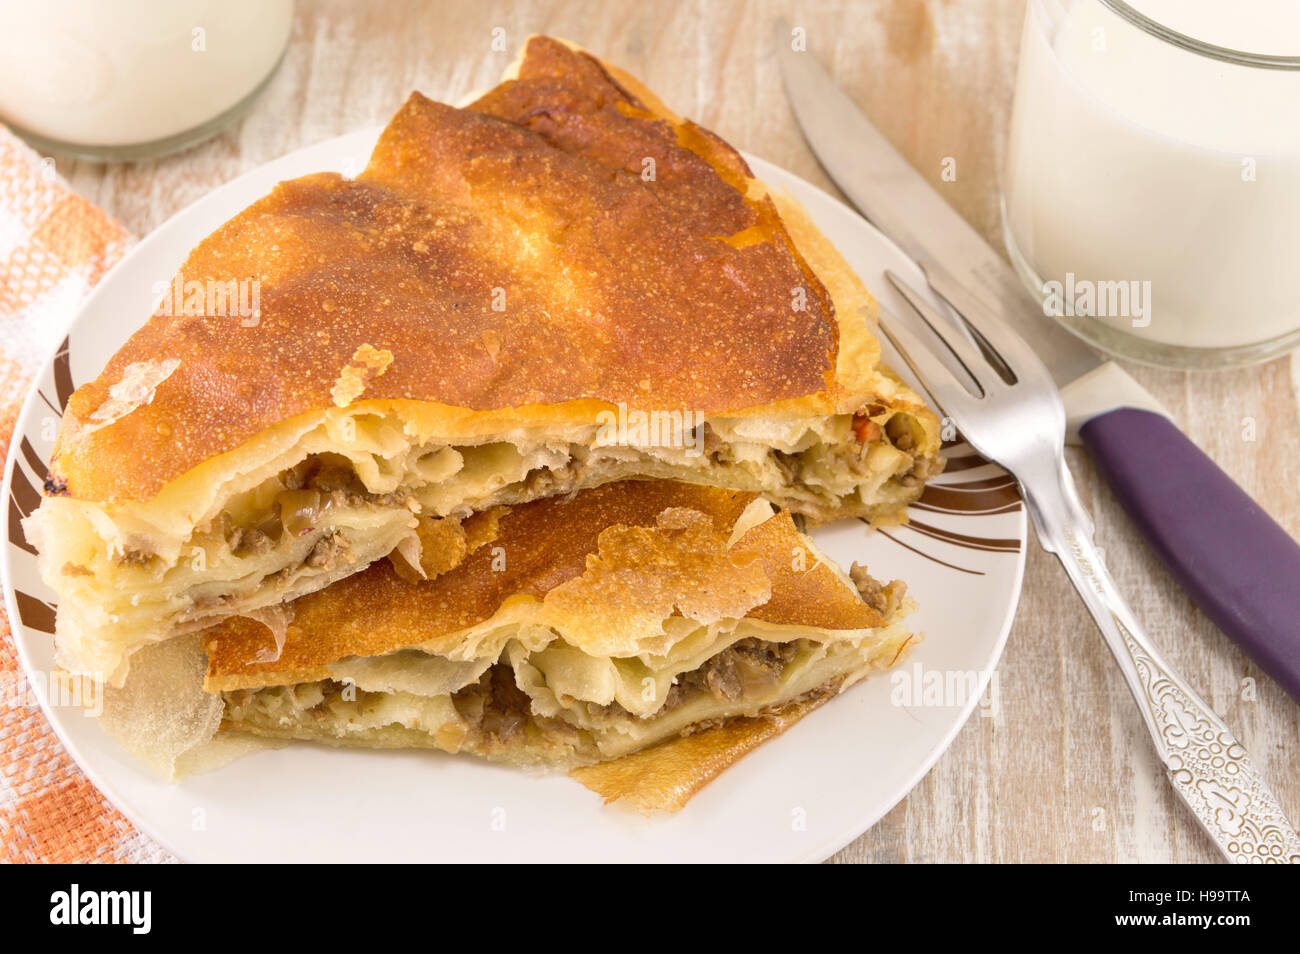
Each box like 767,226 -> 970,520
849,562 -> 907,618
219,456 -> 415,559
305,530 -> 352,570
224,634 -> 826,756
446,638 -> 806,744
672,637 -> 801,707
114,411 -> 937,567
452,664 -> 535,744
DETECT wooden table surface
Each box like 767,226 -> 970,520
55,0 -> 1299,863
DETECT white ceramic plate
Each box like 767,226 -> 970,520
1,132 -> 1026,862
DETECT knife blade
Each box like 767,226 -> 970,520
776,20 -> 1300,707
776,22 -> 1111,390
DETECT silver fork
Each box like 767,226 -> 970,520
880,267 -> 1300,864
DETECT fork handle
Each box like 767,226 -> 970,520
1080,407 -> 1300,705
1019,453 -> 1300,863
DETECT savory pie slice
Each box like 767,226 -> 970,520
26,35 -> 940,685
199,480 -> 917,809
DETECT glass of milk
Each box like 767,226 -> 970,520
1002,0 -> 1300,369
0,0 -> 293,161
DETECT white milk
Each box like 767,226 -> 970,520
1003,0 -> 1300,360
0,0 -> 292,150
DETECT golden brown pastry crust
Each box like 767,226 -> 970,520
47,36 -> 883,505
569,689 -> 834,813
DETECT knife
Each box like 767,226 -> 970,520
777,23 -> 1300,705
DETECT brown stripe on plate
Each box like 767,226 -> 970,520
15,591 -> 56,633
939,453 -> 987,473
20,437 -> 46,477
7,463 -> 40,555
52,336 -> 75,412
937,474 -> 1019,491
904,519 -> 1022,553
911,500 -> 1023,517
876,528 -> 984,576
917,479 -> 1021,515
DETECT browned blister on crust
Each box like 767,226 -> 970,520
537,507 -> 774,657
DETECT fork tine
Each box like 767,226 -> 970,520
876,307 -> 979,424
885,270 -> 992,394
922,265 -> 1058,390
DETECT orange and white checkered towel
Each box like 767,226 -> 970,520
0,128 -> 173,863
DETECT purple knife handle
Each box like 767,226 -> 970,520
1079,407 -> 1300,704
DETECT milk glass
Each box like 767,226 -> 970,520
0,0 -> 293,161
1002,0 -> 1300,369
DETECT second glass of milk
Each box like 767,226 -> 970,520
0,0 -> 293,161
1002,0 -> 1300,369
